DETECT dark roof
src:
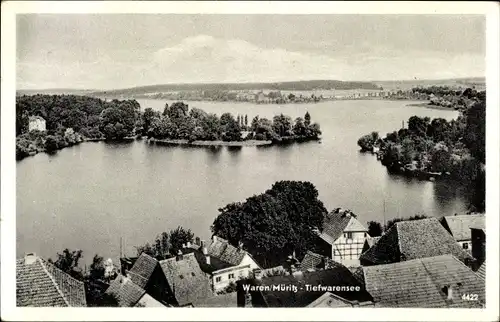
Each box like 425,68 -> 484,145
106,274 -> 146,307
363,254 -> 485,308
16,257 -> 87,307
207,236 -> 247,267
441,214 -> 485,241
253,265 -> 372,307
128,253 -> 158,288
300,251 -> 342,271
319,209 -> 367,244
159,253 -> 212,306
360,218 -> 473,265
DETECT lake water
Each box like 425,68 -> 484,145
16,99 -> 469,265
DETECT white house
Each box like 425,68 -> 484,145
28,116 -> 46,132
440,214 -> 485,252
185,236 -> 261,292
315,208 -> 370,267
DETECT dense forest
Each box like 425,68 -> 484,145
145,102 -> 321,143
16,95 -> 321,160
358,87 -> 486,212
16,95 -> 141,159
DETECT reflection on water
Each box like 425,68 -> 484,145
17,99 -> 470,264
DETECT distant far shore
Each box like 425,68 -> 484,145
148,138 -> 273,147
406,101 -> 459,111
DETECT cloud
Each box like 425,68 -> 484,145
17,35 -> 485,90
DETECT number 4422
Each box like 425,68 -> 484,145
462,294 -> 478,301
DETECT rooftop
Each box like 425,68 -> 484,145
363,254 -> 485,308
441,214 -> 485,241
300,251 -> 343,271
207,236 -> 247,267
159,253 -> 212,306
249,265 -> 372,307
360,218 -> 473,265
16,255 -> 87,307
127,253 -> 158,288
319,208 -> 367,244
106,274 -> 146,307
307,292 -> 375,307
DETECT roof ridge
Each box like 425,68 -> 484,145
39,258 -> 71,307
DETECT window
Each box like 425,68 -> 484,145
215,276 -> 221,283
346,232 -> 353,239
229,273 -> 235,279
463,242 -> 469,250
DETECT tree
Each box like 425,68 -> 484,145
304,112 -> 311,127
211,181 -> 327,268
464,100 -> 485,164
293,117 -> 306,136
385,214 -> 428,231
272,114 -> 293,137
251,116 -> 260,132
169,226 -> 194,256
367,221 -> 383,237
244,115 -> 248,127
154,232 -> 170,260
45,135 -> 59,152
135,242 -> 155,257
142,108 -> 161,135
49,249 -> 84,280
201,113 -> 221,141
89,254 -> 105,281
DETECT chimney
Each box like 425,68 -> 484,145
443,285 -> 453,300
203,247 -> 210,265
24,253 -> 37,265
212,235 -> 217,243
200,240 -> 205,249
176,250 -> 183,261
253,269 -> 262,280
195,237 -> 201,246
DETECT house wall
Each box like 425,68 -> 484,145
458,240 -> 472,252
332,231 -> 368,266
212,264 -> 251,292
29,118 -> 46,132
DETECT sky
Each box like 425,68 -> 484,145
16,14 -> 486,90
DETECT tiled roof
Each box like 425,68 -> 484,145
476,262 -> 485,281
254,265 -> 372,307
307,292 -> 375,307
135,293 -> 167,307
363,254 -> 485,308
207,237 -> 246,267
159,253 -> 212,306
106,274 -> 146,307
16,257 -> 87,307
128,253 -> 158,288
442,214 -> 485,241
300,251 -> 342,271
319,209 -> 366,244
360,218 -> 473,265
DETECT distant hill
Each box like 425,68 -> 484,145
16,89 -> 98,96
89,80 -> 383,97
375,77 -> 485,91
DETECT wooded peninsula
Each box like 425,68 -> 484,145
16,95 -> 321,160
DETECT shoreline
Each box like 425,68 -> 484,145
148,138 -> 273,146
405,101 -> 459,111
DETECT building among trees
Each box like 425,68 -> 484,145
28,115 -> 46,132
